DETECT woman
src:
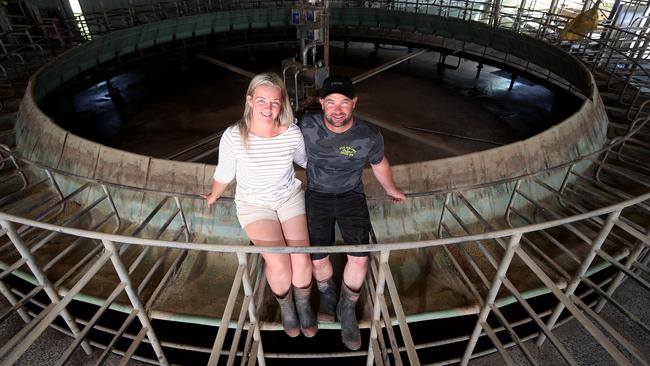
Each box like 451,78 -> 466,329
203,73 -> 316,337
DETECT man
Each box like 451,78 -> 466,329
300,75 -> 406,350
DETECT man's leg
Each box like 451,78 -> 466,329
336,191 -> 371,350
305,190 -> 338,321
343,255 -> 368,292
312,256 -> 337,321
337,255 -> 368,350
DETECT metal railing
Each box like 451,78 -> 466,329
0,107 -> 648,364
0,1 -> 649,365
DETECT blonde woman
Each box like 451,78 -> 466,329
203,73 -> 316,337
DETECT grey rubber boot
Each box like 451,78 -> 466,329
336,284 -> 361,350
293,284 -> 318,337
274,290 -> 300,337
316,277 -> 337,322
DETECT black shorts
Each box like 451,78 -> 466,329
305,189 -> 370,260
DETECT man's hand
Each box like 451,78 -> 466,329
386,188 -> 406,203
371,157 -> 406,203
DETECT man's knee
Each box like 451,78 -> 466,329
312,256 -> 331,271
346,255 -> 368,270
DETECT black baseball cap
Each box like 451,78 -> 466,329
320,76 -> 355,99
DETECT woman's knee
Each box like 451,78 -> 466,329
290,253 -> 312,270
264,254 -> 292,273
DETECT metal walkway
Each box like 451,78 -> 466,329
0,1 -> 649,365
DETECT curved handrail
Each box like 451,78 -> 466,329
1,188 -> 648,255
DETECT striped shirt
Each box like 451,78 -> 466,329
213,124 -> 307,205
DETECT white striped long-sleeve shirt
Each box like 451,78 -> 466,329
213,124 -> 307,205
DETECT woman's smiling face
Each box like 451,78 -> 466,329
247,85 -> 282,125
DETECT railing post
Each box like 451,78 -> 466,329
595,227 -> 649,313
101,239 -> 169,366
536,209 -> 621,346
237,252 -> 266,366
367,250 -> 390,366
460,233 -> 522,366
381,251 -> 420,365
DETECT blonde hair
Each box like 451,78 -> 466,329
237,73 -> 294,147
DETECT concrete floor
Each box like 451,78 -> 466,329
471,279 -> 650,365
0,298 -> 146,365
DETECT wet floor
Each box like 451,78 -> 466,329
41,41 -> 581,164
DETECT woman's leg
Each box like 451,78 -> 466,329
280,214 -> 312,287
244,219 -> 300,337
281,214 -> 317,337
243,219 -> 291,296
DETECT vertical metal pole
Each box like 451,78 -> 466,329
504,179 -> 521,227
513,0 -> 527,31
595,231 -> 648,312
207,263 -> 245,366
174,196 -> 191,241
237,252 -> 265,366
536,210 -> 621,346
102,239 -> 169,366
367,250 -> 389,366
0,220 -> 93,354
0,281 -> 31,322
491,0 -> 502,27
102,184 -> 121,231
437,193 -> 451,237
460,233 -> 522,366
381,257 -> 420,365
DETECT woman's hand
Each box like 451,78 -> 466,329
202,180 -> 229,208
201,192 -> 221,208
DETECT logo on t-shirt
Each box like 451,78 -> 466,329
339,146 -> 357,157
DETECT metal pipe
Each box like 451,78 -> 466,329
293,66 -> 308,112
537,207 -> 620,348
208,263 -> 245,366
302,41 -> 316,66
381,257 -> 420,365
0,220 -> 93,355
351,49 -> 428,84
0,250 -> 111,362
54,282 -> 127,366
367,250 -> 390,366
102,239 -> 169,366
237,252 -> 265,366
514,245 -> 634,366
367,257 -> 402,365
460,233 -> 522,366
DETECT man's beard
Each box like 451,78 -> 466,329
325,114 -> 352,127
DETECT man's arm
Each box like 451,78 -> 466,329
370,157 -> 406,203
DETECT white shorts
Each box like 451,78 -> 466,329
235,186 -> 306,228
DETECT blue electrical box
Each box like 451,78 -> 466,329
291,9 -> 300,25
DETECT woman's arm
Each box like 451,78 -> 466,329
294,133 -> 308,169
203,129 -> 236,207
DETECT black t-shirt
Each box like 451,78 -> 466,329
300,112 -> 384,193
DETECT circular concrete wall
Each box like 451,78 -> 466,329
14,8 -> 608,244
